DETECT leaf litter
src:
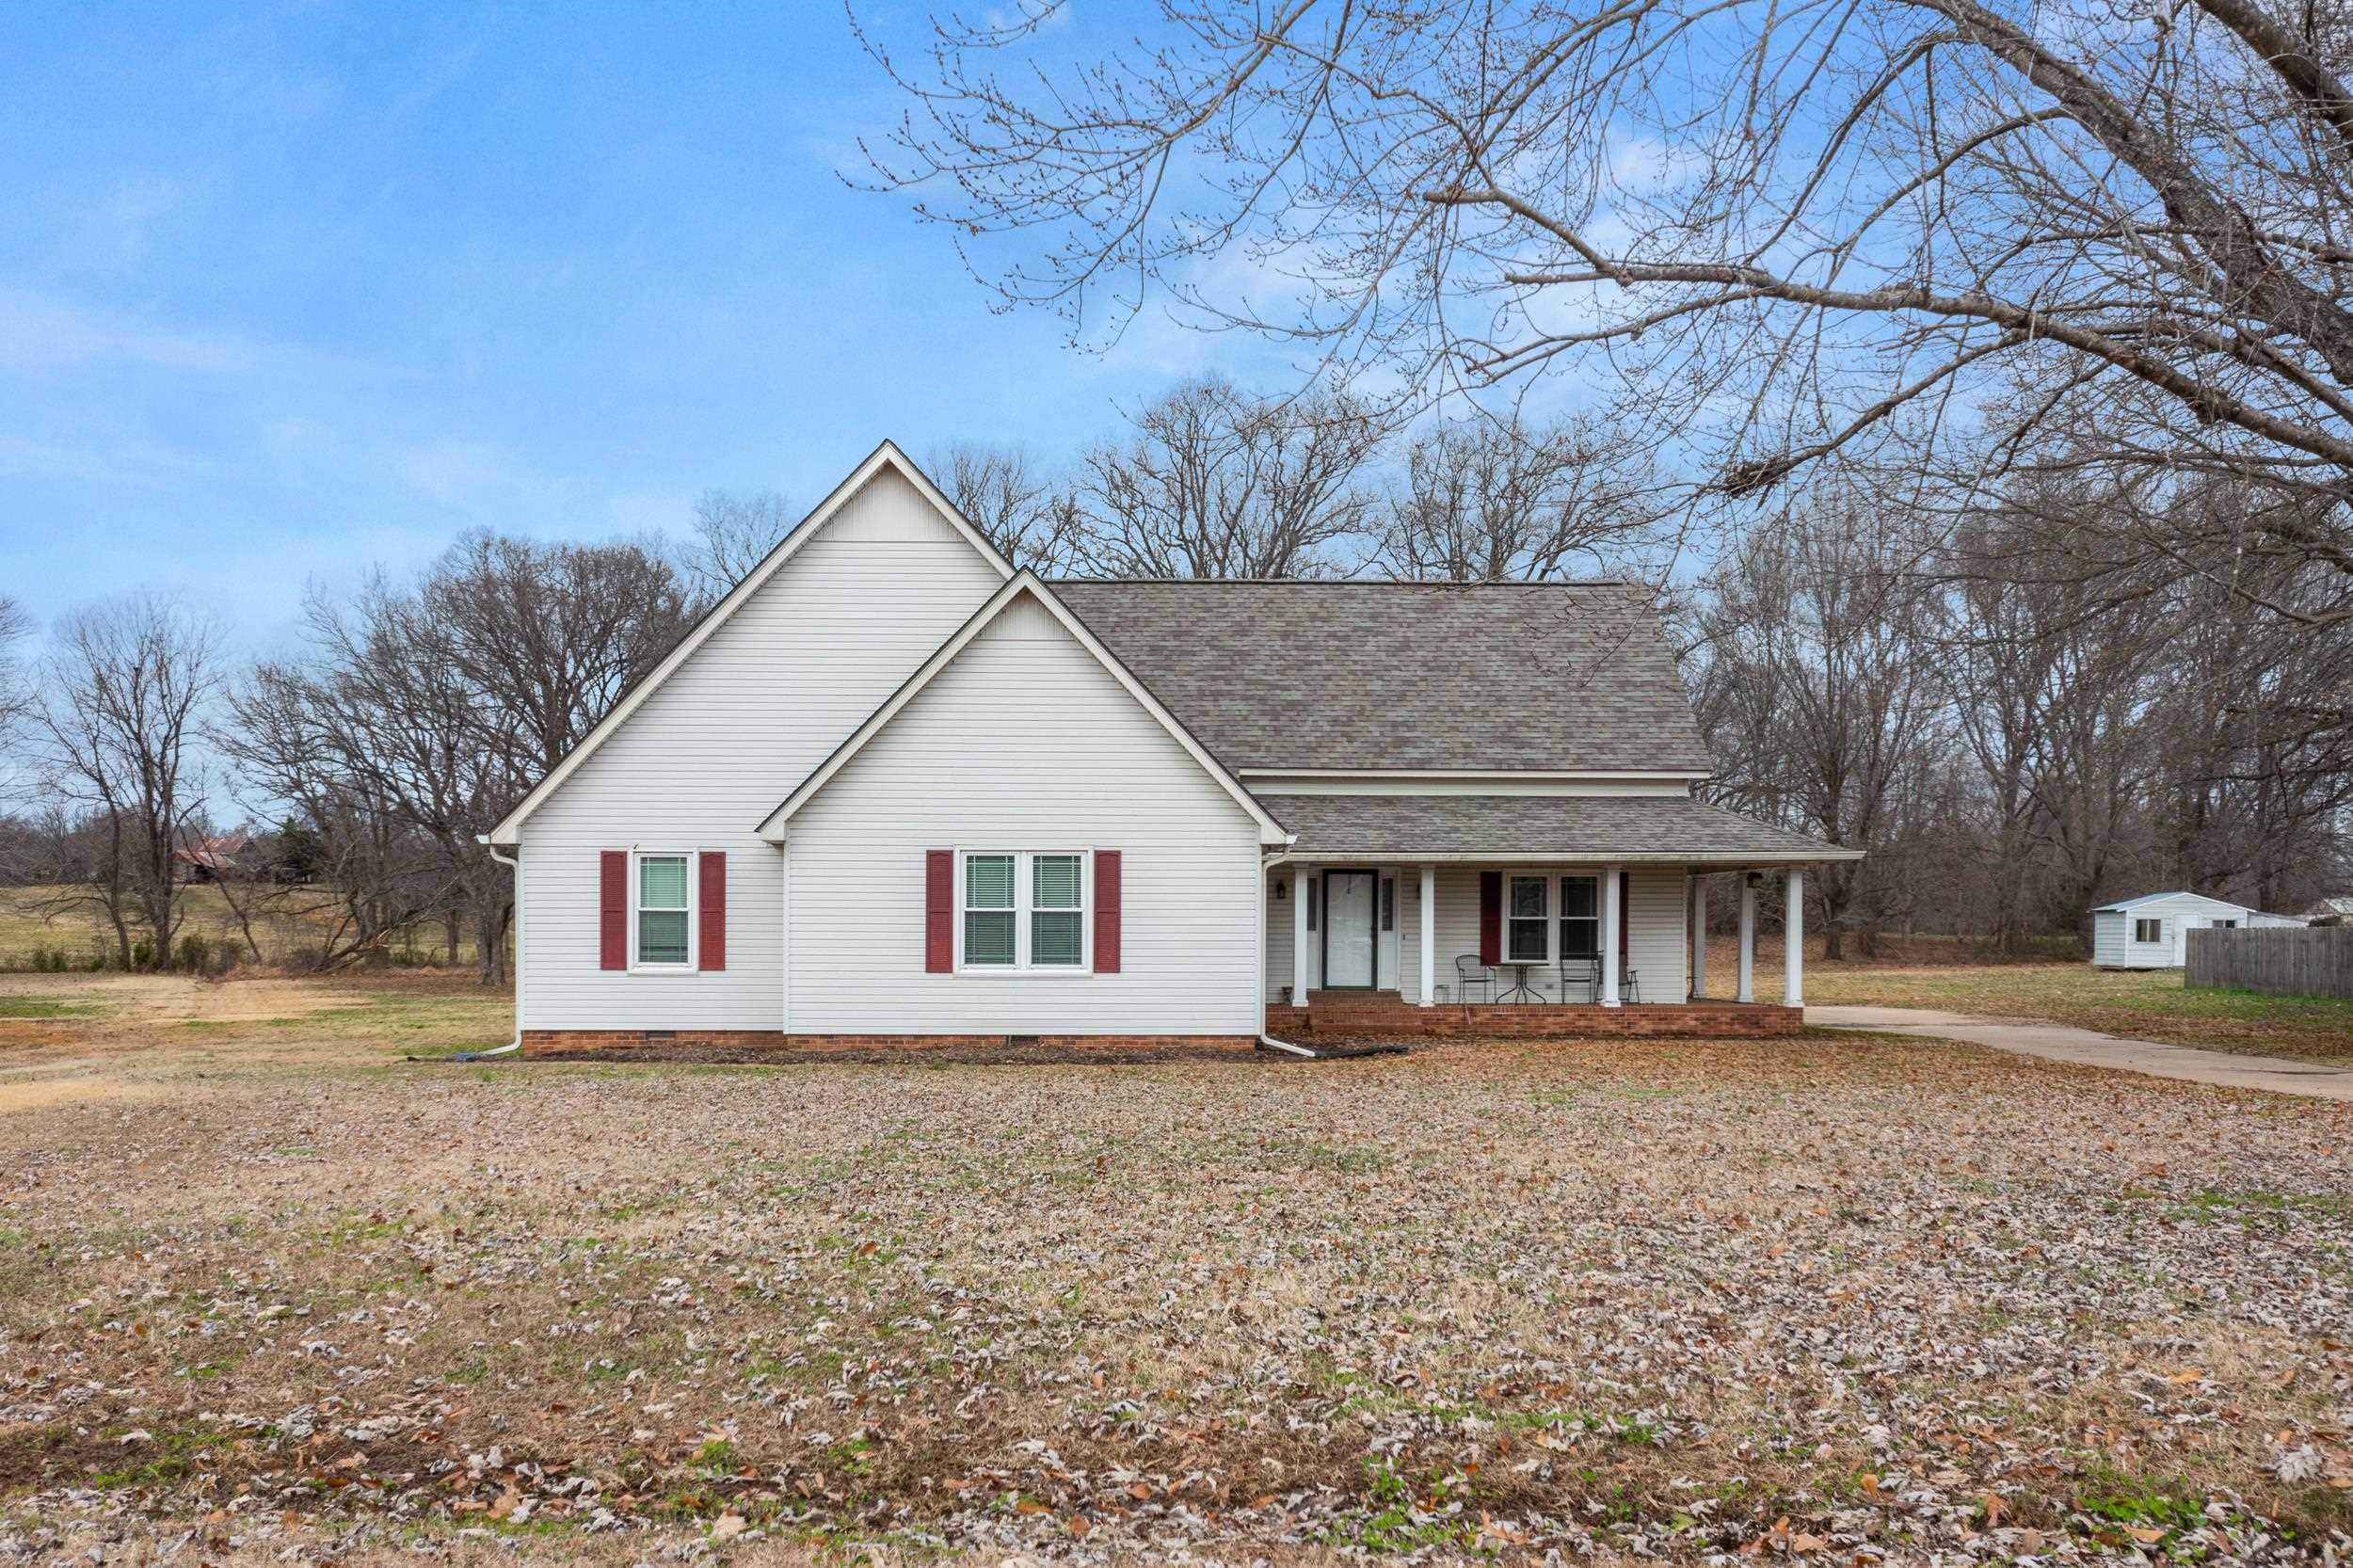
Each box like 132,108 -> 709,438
2,1030 -> 2349,1564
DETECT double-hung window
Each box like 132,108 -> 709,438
1558,875 -> 1600,960
634,852 -> 692,968
1506,874 -> 1550,962
961,851 -> 1086,970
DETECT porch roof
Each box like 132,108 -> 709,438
1267,793 -> 1861,866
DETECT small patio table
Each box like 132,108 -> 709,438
1495,961 -> 1543,1004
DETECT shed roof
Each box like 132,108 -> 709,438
1051,581 -> 1713,774
1270,793 -> 1857,865
2092,890 -> 2251,913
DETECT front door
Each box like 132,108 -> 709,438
1322,871 -> 1377,988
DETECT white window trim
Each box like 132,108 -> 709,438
1498,868 -> 1608,967
2134,917 -> 2165,944
953,849 -> 1093,976
629,848 -> 697,973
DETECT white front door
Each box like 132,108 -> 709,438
1323,871 -> 1377,988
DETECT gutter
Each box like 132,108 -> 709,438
1257,1032 -> 1318,1058
458,838 -> 523,1061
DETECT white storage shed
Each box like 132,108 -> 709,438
2091,891 -> 2305,968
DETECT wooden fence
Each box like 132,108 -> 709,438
2185,925 -> 2353,1000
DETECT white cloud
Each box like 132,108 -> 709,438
0,288 -> 268,376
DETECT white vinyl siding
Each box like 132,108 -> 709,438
517,469 -> 1006,1030
788,595 -> 1263,1034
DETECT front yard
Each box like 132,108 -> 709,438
1804,961 -> 2353,1063
3,973 -> 2351,1565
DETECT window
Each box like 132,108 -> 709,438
961,851 -> 1087,971
2215,919 -> 2238,929
635,853 -> 691,967
1559,875 -> 1600,959
1306,876 -> 1319,931
1380,876 -> 1396,932
964,854 -> 1016,966
1031,854 -> 1083,967
2134,917 -> 2163,943
1507,875 -> 1549,961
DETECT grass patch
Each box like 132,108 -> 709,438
1806,961 -> 2353,1061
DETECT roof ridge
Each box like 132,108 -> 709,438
1048,577 -> 1633,587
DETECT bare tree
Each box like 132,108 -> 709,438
0,596 -> 31,792
222,535 -> 696,980
1687,495 -> 1946,956
928,440 -> 1095,573
1373,414 -> 1670,581
32,595 -> 223,968
1077,376 -> 1385,577
686,488 -> 796,600
860,0 -> 2353,616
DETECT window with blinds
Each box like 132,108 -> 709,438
635,853 -> 691,967
959,851 -> 1088,970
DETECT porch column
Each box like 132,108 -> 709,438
1737,873 -> 1757,1003
1291,863 -> 1311,1005
1784,867 -> 1805,1007
1689,873 -> 1708,999
1600,862 -> 1624,1006
1417,864 -> 1435,1007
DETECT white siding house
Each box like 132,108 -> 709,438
2091,891 -> 2306,968
485,441 -> 1860,1054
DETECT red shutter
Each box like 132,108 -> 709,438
924,850 -> 953,973
599,851 -> 627,970
1479,872 -> 1501,966
1093,849 -> 1122,973
697,851 -> 726,970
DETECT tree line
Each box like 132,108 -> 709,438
0,374 -> 2345,974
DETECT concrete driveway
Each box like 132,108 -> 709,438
1807,1005 -> 2353,1102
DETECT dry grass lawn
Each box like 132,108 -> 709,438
2,974 -> 2351,1566
1805,962 -> 2353,1063
0,883 -> 477,971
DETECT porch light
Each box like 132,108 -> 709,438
1274,879 -> 1288,900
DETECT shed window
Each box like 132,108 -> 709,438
635,853 -> 691,967
2134,917 -> 2163,943
960,851 -> 1087,971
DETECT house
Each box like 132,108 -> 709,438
482,442 -> 1858,1056
2091,891 -> 2306,969
172,830 -> 251,885
2301,895 -> 2353,926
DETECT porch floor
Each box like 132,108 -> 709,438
1268,994 -> 1803,1040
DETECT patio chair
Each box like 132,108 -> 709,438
1621,966 -> 1641,1004
1559,955 -> 1601,1002
1453,954 -> 1496,1003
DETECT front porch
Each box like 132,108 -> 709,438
1257,794 -> 1853,1042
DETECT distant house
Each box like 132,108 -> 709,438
2302,895 -> 2353,926
2091,890 -> 2306,969
172,830 -> 251,885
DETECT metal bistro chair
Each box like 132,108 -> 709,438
1560,955 -> 1601,1003
1453,954 -> 1496,1003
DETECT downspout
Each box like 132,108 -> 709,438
458,839 -> 523,1060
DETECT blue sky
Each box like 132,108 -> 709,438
0,2 -> 1289,649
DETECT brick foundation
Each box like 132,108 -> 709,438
1262,1000 -> 1803,1039
520,1029 -> 1261,1059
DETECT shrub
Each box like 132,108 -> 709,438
174,935 -> 215,975
130,939 -> 153,970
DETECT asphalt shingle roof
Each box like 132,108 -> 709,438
1271,793 -> 1860,863
1050,581 -> 1715,774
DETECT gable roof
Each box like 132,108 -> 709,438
2093,889 -> 2250,913
485,441 -> 1015,847
1049,581 -> 1713,774
757,572 -> 1291,845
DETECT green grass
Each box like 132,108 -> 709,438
1805,962 -> 2353,1063
0,994 -> 102,1018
